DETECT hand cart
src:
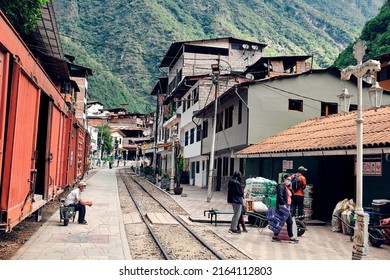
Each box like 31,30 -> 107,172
59,199 -> 76,226
333,211 -> 389,247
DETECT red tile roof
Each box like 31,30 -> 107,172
236,105 -> 390,156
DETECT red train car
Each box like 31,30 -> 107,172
0,11 -> 89,232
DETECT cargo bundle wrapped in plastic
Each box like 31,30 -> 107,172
244,177 -> 277,199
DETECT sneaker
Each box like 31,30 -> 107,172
289,238 -> 299,244
229,229 -> 241,234
78,220 -> 88,224
272,236 -> 281,242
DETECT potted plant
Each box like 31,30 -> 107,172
174,155 -> 184,195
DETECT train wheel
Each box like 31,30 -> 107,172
369,229 -> 384,247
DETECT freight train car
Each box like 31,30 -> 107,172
0,11 -> 89,232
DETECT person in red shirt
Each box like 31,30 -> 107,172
291,166 -> 307,220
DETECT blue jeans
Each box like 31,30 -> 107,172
68,203 -> 86,223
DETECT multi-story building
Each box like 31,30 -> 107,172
152,37 -> 266,186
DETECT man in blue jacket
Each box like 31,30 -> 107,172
227,171 -> 244,234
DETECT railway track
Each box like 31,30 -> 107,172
117,169 -> 251,260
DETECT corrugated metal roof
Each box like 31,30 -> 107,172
27,1 -> 69,80
236,105 -> 390,156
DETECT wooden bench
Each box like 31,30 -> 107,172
204,209 -> 234,226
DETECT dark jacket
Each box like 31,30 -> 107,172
227,177 -> 244,204
276,183 -> 289,209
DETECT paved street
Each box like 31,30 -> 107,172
10,167 -> 390,260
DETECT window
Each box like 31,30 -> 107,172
190,128 -> 194,144
321,102 -> 338,116
288,99 -> 303,112
378,65 -> 389,82
185,131 -> 189,146
238,100 -> 242,124
196,161 -> 200,173
230,158 -> 235,176
182,99 -> 186,112
216,112 -> 224,132
203,120 -> 208,138
191,162 -> 195,179
196,125 -> 201,142
349,104 -> 357,111
202,160 -> 205,170
192,86 -> 199,104
225,106 -> 234,129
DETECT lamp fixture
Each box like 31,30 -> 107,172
367,80 -> 383,108
337,88 -> 353,113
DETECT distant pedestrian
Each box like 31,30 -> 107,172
272,174 -> 299,243
291,166 -> 307,220
227,171 -> 244,234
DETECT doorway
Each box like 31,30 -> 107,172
35,93 -> 50,198
313,155 -> 355,221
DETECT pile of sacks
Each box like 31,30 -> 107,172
331,198 -> 355,235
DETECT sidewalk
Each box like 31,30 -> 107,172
11,168 -> 390,260
171,181 -> 390,260
11,168 -> 131,260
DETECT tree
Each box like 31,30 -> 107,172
0,0 -> 48,35
97,124 -> 113,158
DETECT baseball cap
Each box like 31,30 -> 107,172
78,181 -> 87,186
298,166 -> 307,172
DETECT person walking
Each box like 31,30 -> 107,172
237,183 -> 248,232
291,166 -> 307,220
227,171 -> 244,234
272,174 -> 299,243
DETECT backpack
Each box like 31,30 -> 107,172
291,175 -> 300,191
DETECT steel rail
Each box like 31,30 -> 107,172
120,172 -> 172,260
129,173 -> 225,260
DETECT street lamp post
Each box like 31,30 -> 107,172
206,60 -> 220,203
339,40 -> 383,260
170,127 -> 177,193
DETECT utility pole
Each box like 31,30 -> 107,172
207,57 -> 220,203
153,90 -> 160,184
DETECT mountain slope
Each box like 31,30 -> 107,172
52,0 -> 384,113
334,0 -> 390,68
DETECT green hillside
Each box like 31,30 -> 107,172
51,0 -> 385,113
334,0 -> 390,68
